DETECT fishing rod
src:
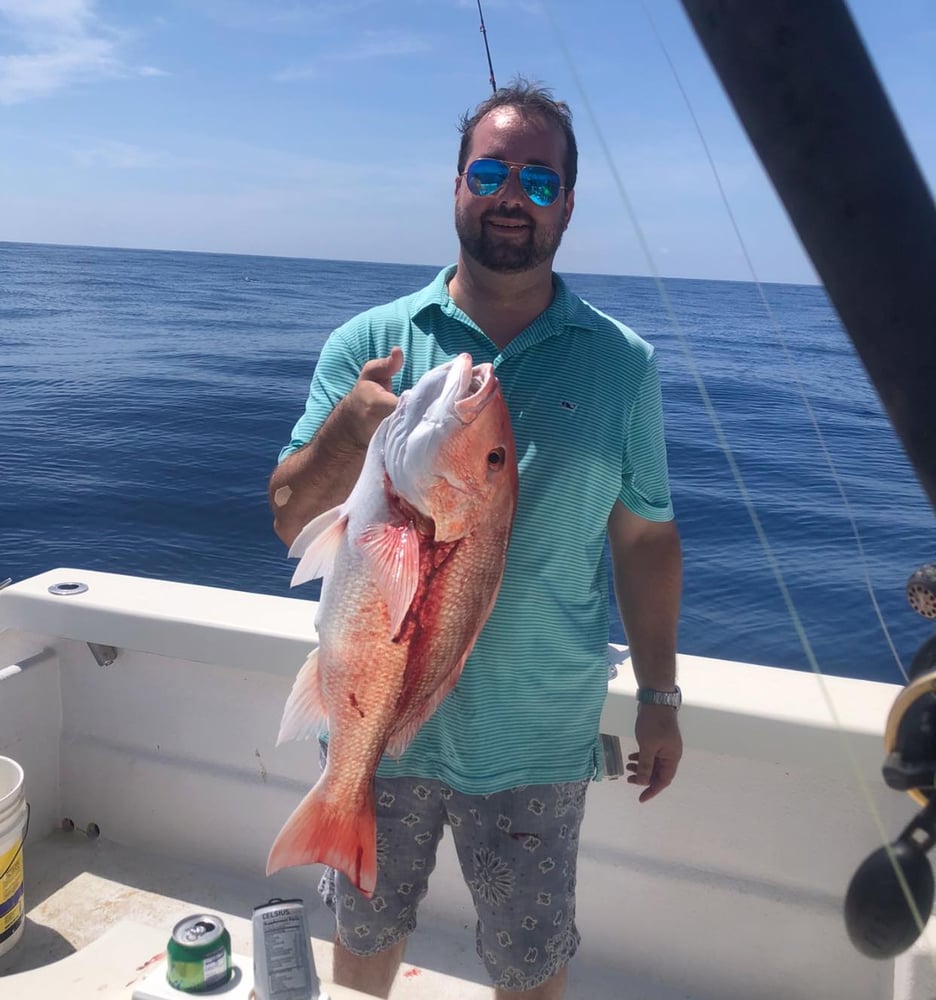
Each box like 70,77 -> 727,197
678,0 -> 936,961
476,0 -> 497,95
679,0 -> 936,517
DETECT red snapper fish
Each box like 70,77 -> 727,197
266,353 -> 518,895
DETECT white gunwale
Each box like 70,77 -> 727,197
0,568 -> 931,999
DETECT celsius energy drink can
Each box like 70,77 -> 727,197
252,897 -> 322,1000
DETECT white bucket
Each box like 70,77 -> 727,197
0,756 -> 28,958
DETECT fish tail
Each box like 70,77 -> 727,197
266,782 -> 378,897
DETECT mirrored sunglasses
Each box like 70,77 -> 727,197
463,158 -> 565,207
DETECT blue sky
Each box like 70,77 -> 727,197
0,0 -> 932,283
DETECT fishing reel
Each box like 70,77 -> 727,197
846,565 -> 936,959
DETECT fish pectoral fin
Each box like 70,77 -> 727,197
357,522 -> 421,639
277,647 -> 327,744
289,506 -> 348,586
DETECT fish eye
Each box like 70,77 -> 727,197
487,448 -> 505,466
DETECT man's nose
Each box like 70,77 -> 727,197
498,164 -> 526,204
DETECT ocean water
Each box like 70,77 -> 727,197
1,241 -> 932,684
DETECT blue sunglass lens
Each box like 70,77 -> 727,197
465,159 -> 561,206
520,165 -> 561,206
466,159 -> 510,196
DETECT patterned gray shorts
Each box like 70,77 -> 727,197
318,765 -> 589,992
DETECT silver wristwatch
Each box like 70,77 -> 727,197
636,685 -> 682,710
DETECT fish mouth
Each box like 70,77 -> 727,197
449,354 -> 497,423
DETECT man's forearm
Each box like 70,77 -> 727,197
269,399 -> 368,547
610,518 -> 682,690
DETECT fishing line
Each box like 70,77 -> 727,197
541,0 -> 933,955
639,3 -> 908,686
629,12 -> 929,947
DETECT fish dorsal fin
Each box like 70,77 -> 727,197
289,506 -> 348,587
276,646 -> 327,744
357,522 -> 421,640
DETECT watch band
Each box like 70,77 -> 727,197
636,685 -> 682,709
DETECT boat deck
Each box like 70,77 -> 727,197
1,830 -> 489,998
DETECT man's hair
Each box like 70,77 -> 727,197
456,77 -> 578,192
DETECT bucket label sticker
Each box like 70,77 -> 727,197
0,840 -> 24,943
0,892 -> 23,944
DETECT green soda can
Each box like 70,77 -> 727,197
166,913 -> 232,993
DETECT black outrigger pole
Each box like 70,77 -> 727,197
476,0 -> 497,95
680,1 -> 936,515
677,2 -> 936,962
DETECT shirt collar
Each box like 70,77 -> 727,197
410,265 -> 456,317
413,264 -> 598,335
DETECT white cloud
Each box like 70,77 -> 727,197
0,0 -> 94,33
0,36 -> 117,103
272,64 -> 321,84
336,34 -> 434,61
70,140 -> 166,170
0,0 -> 167,104
274,31 -> 433,82
192,0 -> 380,34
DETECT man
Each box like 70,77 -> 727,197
269,79 -> 682,1000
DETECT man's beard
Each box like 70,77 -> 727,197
455,205 -> 564,273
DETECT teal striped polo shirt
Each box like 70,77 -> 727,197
279,265 -> 674,792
